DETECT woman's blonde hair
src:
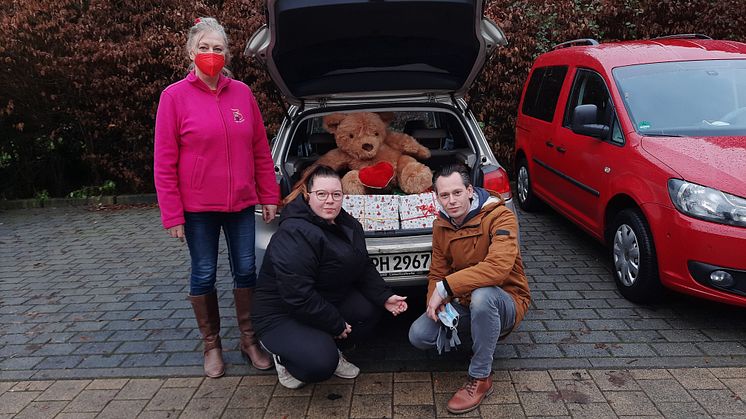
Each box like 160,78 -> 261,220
186,17 -> 233,77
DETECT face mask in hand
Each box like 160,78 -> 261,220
195,53 -> 225,77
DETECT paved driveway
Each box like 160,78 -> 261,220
1,205 -> 745,381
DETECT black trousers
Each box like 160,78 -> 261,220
260,289 -> 382,383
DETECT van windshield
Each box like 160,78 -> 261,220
613,59 -> 746,137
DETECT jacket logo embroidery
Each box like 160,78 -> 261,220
231,109 -> 245,123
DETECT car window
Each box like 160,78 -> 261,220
613,59 -> 746,136
521,65 -> 568,122
564,69 -> 622,144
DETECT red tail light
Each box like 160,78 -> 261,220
484,167 -> 512,200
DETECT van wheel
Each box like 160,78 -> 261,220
608,208 -> 662,304
516,158 -> 541,212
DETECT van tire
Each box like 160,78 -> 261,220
516,157 -> 541,212
608,208 -> 663,304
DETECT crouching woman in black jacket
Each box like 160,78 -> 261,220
252,165 -> 408,388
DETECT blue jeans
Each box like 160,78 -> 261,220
408,286 -> 517,378
183,207 -> 256,296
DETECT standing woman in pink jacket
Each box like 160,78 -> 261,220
154,17 -> 278,378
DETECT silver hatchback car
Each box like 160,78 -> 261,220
246,0 -> 517,286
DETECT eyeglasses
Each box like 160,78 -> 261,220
309,190 -> 344,201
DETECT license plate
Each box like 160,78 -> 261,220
371,252 -> 431,277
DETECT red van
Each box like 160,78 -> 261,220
514,36 -> 746,306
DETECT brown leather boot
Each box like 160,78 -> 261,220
189,290 -> 224,378
446,375 -> 494,414
233,288 -> 272,370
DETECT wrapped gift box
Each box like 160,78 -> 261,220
363,195 -> 399,231
342,195 -> 365,221
342,195 -> 399,231
399,192 -> 439,229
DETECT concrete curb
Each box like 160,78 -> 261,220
0,194 -> 158,210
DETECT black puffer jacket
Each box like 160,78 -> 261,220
252,195 -> 393,337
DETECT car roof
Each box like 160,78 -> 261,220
534,39 -> 746,71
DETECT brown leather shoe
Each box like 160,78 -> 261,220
189,291 -> 225,378
446,375 -> 493,414
233,288 -> 272,370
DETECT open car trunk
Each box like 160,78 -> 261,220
246,0 -> 506,105
279,109 -> 486,236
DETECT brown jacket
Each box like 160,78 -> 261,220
427,191 -> 531,329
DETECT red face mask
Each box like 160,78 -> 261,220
194,53 -> 225,77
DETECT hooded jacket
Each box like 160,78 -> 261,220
427,187 -> 531,329
252,195 -> 394,337
154,72 -> 279,229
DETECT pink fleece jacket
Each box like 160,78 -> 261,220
154,72 -> 279,229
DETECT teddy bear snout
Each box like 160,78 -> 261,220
362,143 -> 374,152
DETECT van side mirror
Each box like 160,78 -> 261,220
572,104 -> 610,139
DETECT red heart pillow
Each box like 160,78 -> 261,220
359,162 -> 395,189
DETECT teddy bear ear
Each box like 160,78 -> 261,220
322,113 -> 347,134
377,112 -> 395,125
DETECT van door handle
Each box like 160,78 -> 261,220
545,141 -> 554,148
556,146 -> 567,153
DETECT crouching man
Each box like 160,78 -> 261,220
409,164 -> 531,414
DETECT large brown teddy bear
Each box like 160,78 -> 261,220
303,112 -> 433,195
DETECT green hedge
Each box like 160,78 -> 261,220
2,0 -> 744,198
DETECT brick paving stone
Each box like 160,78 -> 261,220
227,384 -> 273,409
0,356 -> 43,370
517,391 -> 568,416
238,375 -> 277,387
77,354 -> 126,368
180,397 -> 230,419
393,381 -> 433,405
194,376 -> 241,398
510,371 -> 556,392
116,378 -> 165,400
307,383 -> 354,418
636,379 -> 694,403
721,378 -> 746,400
655,402 -> 710,418
696,341 -> 746,355
603,390 -> 659,416
10,380 -> 55,392
0,391 -> 41,414
97,399 -> 149,419
553,379 -> 606,403
221,408 -> 264,419
628,369 -> 672,380
13,400 -> 67,419
391,404 -> 436,418
652,342 -> 704,356
478,403 -> 525,418
144,386 -> 196,411
72,342 -> 121,355
394,371 -> 431,382
264,396 -> 310,418
35,379 -> 89,401
588,370 -> 640,391
62,388 -> 118,412
350,393 -> 392,418
565,402 -> 617,418
669,368 -> 726,390
355,372 -> 393,394
120,353 -> 169,367
162,377 -> 204,388
689,389 -> 746,415
33,355 -> 84,370
86,378 -> 129,390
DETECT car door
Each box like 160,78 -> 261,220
516,65 -> 570,204
551,68 -> 625,235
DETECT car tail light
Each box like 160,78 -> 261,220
484,167 -> 512,200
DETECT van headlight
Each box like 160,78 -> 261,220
668,179 -> 746,227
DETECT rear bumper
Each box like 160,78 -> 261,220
645,203 -> 746,307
